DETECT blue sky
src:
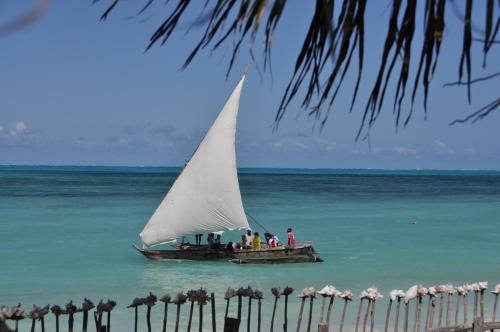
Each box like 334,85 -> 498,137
0,1 -> 498,169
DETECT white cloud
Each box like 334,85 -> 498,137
433,139 -> 447,150
287,127 -> 311,137
314,138 -> 336,152
392,145 -> 417,155
7,121 -> 30,136
433,139 -> 454,154
265,137 -> 307,151
15,121 -> 27,133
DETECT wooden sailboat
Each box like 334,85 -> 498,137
134,75 -> 322,264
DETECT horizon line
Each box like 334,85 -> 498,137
1,163 -> 499,172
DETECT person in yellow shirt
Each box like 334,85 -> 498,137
251,232 -> 262,250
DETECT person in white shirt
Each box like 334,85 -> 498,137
244,230 -> 253,248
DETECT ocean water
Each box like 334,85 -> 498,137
1,166 -> 499,331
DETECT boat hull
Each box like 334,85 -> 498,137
133,245 -> 232,260
133,244 -> 322,263
229,255 -> 323,264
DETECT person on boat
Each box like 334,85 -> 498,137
287,228 -> 296,247
268,233 -> 278,248
272,234 -> 280,246
241,234 -> 250,249
264,232 -> 276,248
207,233 -> 216,249
252,232 -> 262,250
195,234 -> 202,246
264,233 -> 271,246
214,234 -> 222,249
245,230 -> 254,248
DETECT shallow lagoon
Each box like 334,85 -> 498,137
1,166 -> 499,330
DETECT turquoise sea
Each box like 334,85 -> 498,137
1,166 -> 499,331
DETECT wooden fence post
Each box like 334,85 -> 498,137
211,293 -> 216,332
455,294 -> 461,326
472,316 -> 483,332
362,300 -> 371,332
354,299 -> 364,332
394,298 -> 401,332
384,299 -> 393,332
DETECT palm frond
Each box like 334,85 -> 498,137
96,0 -> 500,135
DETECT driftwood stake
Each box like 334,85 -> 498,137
319,296 -> 326,323
93,311 -> 99,331
237,295 -> 242,321
199,301 -> 203,332
430,296 -> 437,329
257,298 -> 262,332
473,291 -> 478,319
65,301 -> 77,332
414,297 -> 422,332
134,307 -> 138,332
225,298 -> 230,319
480,290 -> 485,321
464,292 -> 468,325
446,293 -> 452,326
403,301 -> 409,332
163,303 -> 168,332
211,293 -> 216,332
370,299 -> 376,332
187,290 -> 197,332
127,298 -> 143,332
50,305 -> 64,332
252,290 -> 263,332
281,287 -> 293,332
160,295 -> 171,332
424,296 -> 434,331
247,296 -> 252,332
437,294 -> 444,328
492,293 -> 499,322
144,293 -> 156,332
270,287 -> 280,332
394,298 -> 401,332
270,297 -> 278,332
295,298 -> 305,332
362,300 -> 370,332
354,299 -> 364,332
455,293 -> 461,325
173,292 -> 187,332
491,291 -> 499,332
187,301 -> 194,332
283,295 -> 288,332
384,299 -> 392,332
102,299 -> 116,332
306,296 -> 314,332
175,303 -> 181,332
339,299 -> 349,332
326,296 -> 335,324
82,310 -> 88,332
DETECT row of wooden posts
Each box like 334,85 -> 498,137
1,282 -> 499,332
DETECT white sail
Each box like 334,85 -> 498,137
140,76 -> 250,247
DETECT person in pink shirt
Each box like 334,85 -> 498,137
287,228 -> 295,247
